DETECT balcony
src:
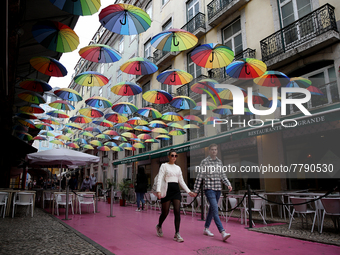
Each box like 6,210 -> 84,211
153,49 -> 179,67
207,0 -> 248,27
260,4 -> 339,69
176,75 -> 208,102
181,12 -> 206,38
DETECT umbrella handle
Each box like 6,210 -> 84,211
68,93 -> 72,100
180,100 -> 184,107
172,34 -> 179,47
244,64 -> 250,75
124,86 -> 128,94
98,48 -> 102,61
271,76 -> 275,84
170,73 -> 176,83
98,100 -> 102,107
209,52 -> 214,63
88,75 -> 93,84
47,62 -> 53,73
156,94 -> 161,101
135,62 -> 140,72
91,110 -> 94,117
120,11 -> 127,25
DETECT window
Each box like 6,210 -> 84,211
162,0 -> 169,6
117,69 -> 122,83
187,115 -> 205,141
118,36 -> 124,53
161,127 -> 173,147
126,166 -> 132,179
162,18 -> 172,31
222,18 -> 243,56
142,82 -> 150,107
187,0 -> 199,21
187,52 -> 201,78
144,40 -> 152,59
139,143 -> 151,153
146,1 -> 152,20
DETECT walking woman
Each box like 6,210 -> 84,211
156,149 -> 195,242
135,166 -> 148,211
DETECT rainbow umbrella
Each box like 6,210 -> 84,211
161,112 -> 183,122
15,132 -> 33,141
226,58 -> 267,79
46,110 -> 69,118
212,105 -> 233,115
16,118 -> 36,129
133,143 -> 145,149
155,135 -> 171,140
134,126 -> 151,132
204,117 -> 223,125
307,86 -> 324,95
121,132 -> 137,139
112,146 -> 124,151
105,113 -> 128,123
70,115 -> 92,124
169,129 -> 186,136
84,127 -> 102,133
151,28 -> 198,52
50,140 -> 64,145
127,117 -> 148,126
85,96 -> 112,108
103,130 -> 119,136
66,142 -> 80,149
125,146 -> 136,151
55,135 -> 71,141
93,119 -> 114,127
254,71 -> 289,87
219,87 -> 247,100
114,123 -> 133,130
79,44 -> 121,63
130,138 -> 142,142
137,133 -> 152,140
35,123 -> 54,131
167,122 -> 183,129
190,79 -> 222,105
33,136 -> 47,141
112,136 -> 128,142
19,79 -> 52,92
97,146 -> 110,151
151,128 -> 168,134
149,120 -> 168,128
263,97 -> 282,108
143,90 -> 173,104
137,107 -> 162,119
18,91 -> 46,104
144,138 -> 159,143
32,20 -> 79,52
74,138 -> 87,144
245,92 -> 269,105
39,117 -> 60,125
30,56 -> 67,77
286,77 -> 312,88
79,107 -> 104,118
119,143 -> 133,148
54,88 -> 83,102
111,102 -> 138,114
170,96 -> 196,109
19,105 -> 44,114
49,0 -> 101,16
111,82 -> 142,96
183,115 -> 203,123
193,101 -> 217,111
80,131 -> 94,137
75,71 -> 109,87
96,134 -> 111,140
83,144 -> 94,150
49,100 -> 75,111
15,112 -> 38,120
191,43 -> 234,68
61,127 -> 75,134
90,140 -> 103,147
99,4 -> 151,35
120,57 -> 158,75
40,131 -> 55,137
157,69 -> 193,85
183,124 -> 200,129
104,141 -> 118,147
65,123 -> 83,130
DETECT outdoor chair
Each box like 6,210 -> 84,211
241,196 -> 267,226
218,196 -> 225,219
149,193 -> 161,211
288,197 -> 317,233
181,193 -> 195,216
78,194 -> 95,214
43,191 -> 53,209
55,194 -> 74,216
227,197 -> 243,223
320,197 -> 340,233
0,192 -> 8,218
264,194 -> 280,219
12,192 -> 34,218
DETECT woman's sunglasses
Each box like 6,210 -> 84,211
170,154 -> 178,158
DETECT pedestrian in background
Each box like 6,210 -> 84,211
81,176 -> 92,191
90,173 -> 97,192
135,166 -> 148,212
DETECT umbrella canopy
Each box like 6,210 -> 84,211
121,132 -> 137,139
39,117 -> 60,125
167,122 -> 183,129
120,57 -> 158,75
92,119 -> 114,127
19,105 -> 45,114
119,142 -> 133,148
83,144 -> 95,150
170,96 -> 196,110
80,131 -> 94,137
32,20 -> 79,53
111,102 -> 138,114
49,0 -> 101,16
99,3 -> 151,35
35,123 -> 54,131
134,125 -> 151,132
225,58 -> 267,79
90,140 -> 103,146
49,100 -> 75,111
103,130 -> 119,136
183,124 -> 200,129
152,128 -> 169,134
149,120 -> 168,128
245,92 -> 269,105
74,138 -> 87,144
151,28 -> 198,52
15,112 -> 38,120
61,127 -> 75,134
33,135 -> 47,141
112,146 -> 124,151
219,87 -> 247,100
183,115 -> 203,123
143,89 -> 173,104
145,138 -> 159,143
169,129 -> 186,136
65,123 -> 83,130
74,71 -> 109,87
111,81 -> 142,96
95,134 -> 111,139
19,79 -> 52,92
40,131 -> 55,137
204,116 -> 223,125
79,44 -> 122,63
55,135 -> 71,141
137,107 -> 162,119
155,135 -> 171,140
46,110 -> 69,118
190,78 -> 222,105
15,131 -> 33,141
50,140 -> 64,145
70,115 -> 92,124
85,96 -> 112,108
286,77 -> 312,88
104,141 -> 118,147
127,117 -> 148,126
193,101 -> 217,111
54,88 -> 83,102
133,143 -> 145,149
112,136 -> 128,142
105,113 -> 128,123
161,112 -> 183,122
156,69 -> 193,85
97,146 -> 110,151
84,127 -> 102,133
307,86 -> 324,95
18,91 -> 46,104
79,107 -> 104,118
213,105 -> 233,115
27,147 -> 100,166
253,71 -> 289,87
191,43 -> 234,68
137,133 -> 152,140
16,118 -> 36,129
66,142 -> 80,149
114,123 -> 133,130
30,56 -> 67,77
263,97 -> 282,108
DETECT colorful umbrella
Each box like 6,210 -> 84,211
39,117 -> 60,125
155,135 -> 171,140
144,138 -> 159,143
15,132 -> 33,141
15,112 -> 38,120
191,43 -> 234,68
120,57 -> 158,75
104,141 -> 118,147
32,20 -> 79,53
96,134 -> 111,139
80,131 -> 94,137
61,127 -> 75,134
151,128 -> 168,134
97,146 -> 110,151
74,71 -> 109,87
263,97 -> 282,108
79,43 -> 121,63
183,115 -> 203,123
193,101 -> 217,111
307,86 -> 324,95
156,69 -> 193,85
225,58 -> 267,79
79,107 -> 104,118
245,92 -> 269,105
49,100 -> 75,111
83,144 -> 94,150
111,102 -> 138,114
190,78 -> 222,105
103,130 -> 119,136
70,115 -> 92,124
33,136 -> 47,141
111,81 -> 142,96
19,79 -> 52,92
143,90 -> 173,104
167,122 -> 183,129
170,96 -> 196,109
65,123 -> 83,130
149,120 -> 168,128
121,132 -> 137,139
151,28 -> 198,52
99,4 -> 151,35
119,142 -> 133,148
55,135 -> 71,141
286,77 -> 312,88
105,113 -> 128,123
112,146 -> 124,151
74,138 -> 87,144
133,143 -> 145,149
46,110 -> 69,118
85,96 -> 112,108
19,105 -> 45,114
49,0 -> 101,16
30,56 -> 67,77
50,140 -> 64,145
161,112 -> 183,122
90,140 -> 103,147
137,107 -> 162,119
204,117 -> 223,125
112,136 -> 128,142
219,87 -> 247,100
92,119 -> 114,127
16,118 -> 36,129
183,124 -> 200,129
127,117 -> 148,126
169,129 -> 186,136
114,123 -> 133,130
35,123 -> 54,131
40,131 -> 55,137
137,133 -> 152,140
134,126 -> 151,132
18,91 -> 46,104
66,142 -> 80,149
212,105 -> 233,115
84,127 -> 102,133
54,88 -> 83,102
253,71 -> 289,87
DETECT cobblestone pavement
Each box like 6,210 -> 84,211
0,208 -> 113,255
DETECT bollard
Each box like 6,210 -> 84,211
107,185 -> 115,218
198,180 -> 205,221
95,185 -> 100,213
63,185 -> 71,220
247,185 -> 252,228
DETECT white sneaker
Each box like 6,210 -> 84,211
174,232 -> 184,242
221,231 -> 231,242
136,208 -> 141,212
203,228 -> 214,237
156,225 -> 163,237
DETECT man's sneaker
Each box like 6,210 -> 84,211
136,208 -> 141,212
173,233 -> 184,242
221,231 -> 231,242
203,228 -> 214,237
156,225 -> 163,237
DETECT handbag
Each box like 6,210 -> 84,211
152,172 -> 167,198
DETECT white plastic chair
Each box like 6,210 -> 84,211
149,193 -> 161,211
288,197 -> 317,232
218,196 -> 225,219
43,192 -> 53,209
0,192 -> 8,218
12,192 -> 34,218
55,194 -> 74,216
78,194 -> 95,214
320,198 -> 340,233
227,197 -> 243,223
181,193 -> 195,216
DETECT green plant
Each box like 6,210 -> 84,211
118,178 -> 132,200
106,178 -> 116,190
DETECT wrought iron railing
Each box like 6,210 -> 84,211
260,4 -> 338,61
181,12 -> 206,34
207,0 -> 234,20
176,75 -> 208,101
153,49 -> 178,64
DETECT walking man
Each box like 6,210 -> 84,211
90,173 -> 97,192
192,144 -> 233,242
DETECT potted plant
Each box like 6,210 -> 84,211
118,178 -> 132,206
106,179 -> 116,204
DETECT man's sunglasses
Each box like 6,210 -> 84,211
170,154 -> 178,158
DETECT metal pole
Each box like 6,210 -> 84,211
107,185 -> 115,218
95,184 -> 99,213
63,185 -> 71,220
247,185 -> 252,228
198,180 -> 205,221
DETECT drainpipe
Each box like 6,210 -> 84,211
276,0 -> 285,53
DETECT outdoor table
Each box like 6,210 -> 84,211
74,192 -> 95,214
